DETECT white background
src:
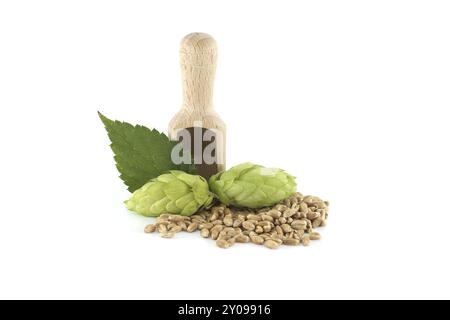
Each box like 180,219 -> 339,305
1,0 -> 449,300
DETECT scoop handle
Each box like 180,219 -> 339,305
180,33 -> 217,112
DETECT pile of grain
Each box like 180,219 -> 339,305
144,192 -> 329,249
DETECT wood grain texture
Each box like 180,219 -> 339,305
169,33 -> 226,171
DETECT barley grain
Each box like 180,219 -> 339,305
264,240 -> 280,249
144,224 -> 156,233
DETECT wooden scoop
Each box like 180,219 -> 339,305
169,33 -> 226,179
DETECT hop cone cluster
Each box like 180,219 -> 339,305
209,163 -> 297,209
126,171 -> 214,217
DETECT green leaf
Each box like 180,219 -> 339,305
98,112 -> 196,192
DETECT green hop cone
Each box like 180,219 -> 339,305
209,163 -> 297,209
125,171 -> 214,217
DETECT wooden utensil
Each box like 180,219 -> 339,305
169,33 -> 226,179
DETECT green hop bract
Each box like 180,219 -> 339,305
209,162 -> 297,209
126,171 -> 214,217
